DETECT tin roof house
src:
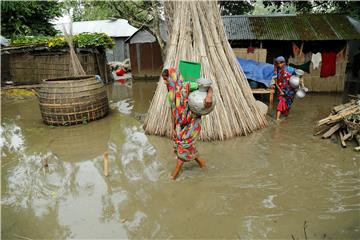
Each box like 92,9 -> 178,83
124,22 -> 167,80
127,14 -> 360,92
56,19 -> 138,62
222,14 -> 360,92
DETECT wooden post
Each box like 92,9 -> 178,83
44,158 -> 49,168
269,89 -> 274,106
103,151 -> 109,177
251,88 -> 274,107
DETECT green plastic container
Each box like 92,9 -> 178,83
179,60 -> 201,82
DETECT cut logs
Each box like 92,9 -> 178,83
144,1 -> 268,141
315,99 -> 360,151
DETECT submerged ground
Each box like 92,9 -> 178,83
1,80 -> 359,239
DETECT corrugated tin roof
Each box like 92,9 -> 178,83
347,16 -> 360,34
55,19 -> 138,38
223,14 -> 360,40
125,21 -> 168,44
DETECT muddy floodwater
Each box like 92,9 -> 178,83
1,80 -> 359,239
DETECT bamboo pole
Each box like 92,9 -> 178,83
103,151 -> 109,177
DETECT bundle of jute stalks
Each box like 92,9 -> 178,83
314,98 -> 360,151
63,21 -> 86,76
144,1 -> 268,141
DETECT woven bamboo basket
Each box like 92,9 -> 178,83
38,75 -> 109,126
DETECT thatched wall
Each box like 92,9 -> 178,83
288,43 -> 348,92
230,40 -> 349,92
1,46 -> 111,85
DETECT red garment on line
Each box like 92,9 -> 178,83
247,47 -> 255,53
320,52 -> 336,78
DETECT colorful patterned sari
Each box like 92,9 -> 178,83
166,67 -> 202,163
274,65 -> 296,116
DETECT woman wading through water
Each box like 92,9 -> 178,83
271,56 -> 304,121
162,67 -> 213,180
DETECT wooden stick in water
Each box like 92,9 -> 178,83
355,135 -> 360,151
44,158 -> 49,168
103,151 -> 109,177
339,130 -> 347,148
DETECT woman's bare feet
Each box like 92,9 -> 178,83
171,161 -> 183,180
195,156 -> 206,168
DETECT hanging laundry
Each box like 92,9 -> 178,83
320,51 -> 336,78
292,42 -> 305,63
289,61 -> 311,73
292,42 -> 301,56
247,47 -> 255,54
311,52 -> 322,69
304,52 -> 312,62
336,47 -> 346,61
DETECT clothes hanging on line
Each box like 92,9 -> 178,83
289,61 -> 311,73
292,42 -> 305,61
304,52 -> 312,62
320,51 -> 336,78
247,47 -> 255,54
311,52 -> 322,69
336,48 -> 346,61
292,42 -> 301,56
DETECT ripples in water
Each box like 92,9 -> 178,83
120,126 -> 163,182
111,99 -> 134,115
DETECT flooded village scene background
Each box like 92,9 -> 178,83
1,1 -> 360,239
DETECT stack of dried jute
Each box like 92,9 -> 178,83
144,1 -> 268,141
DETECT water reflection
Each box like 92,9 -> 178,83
1,122 -> 25,158
2,84 -> 360,239
111,99 -> 134,115
94,125 -> 166,238
46,119 -> 111,162
120,126 -> 162,181
327,169 -> 360,213
1,122 -> 73,239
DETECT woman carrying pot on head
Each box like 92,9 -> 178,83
270,56 -> 304,121
162,67 -> 214,180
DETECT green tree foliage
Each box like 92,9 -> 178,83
1,1 -> 63,37
64,0 -> 150,24
219,0 -> 360,19
219,1 -> 254,15
253,0 -> 297,14
262,0 -> 360,19
65,1 -> 166,55
63,0 -> 114,22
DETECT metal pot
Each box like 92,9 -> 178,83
188,78 -> 216,115
295,69 -> 305,77
296,87 -> 306,98
289,75 -> 300,88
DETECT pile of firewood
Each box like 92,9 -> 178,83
314,99 -> 360,151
